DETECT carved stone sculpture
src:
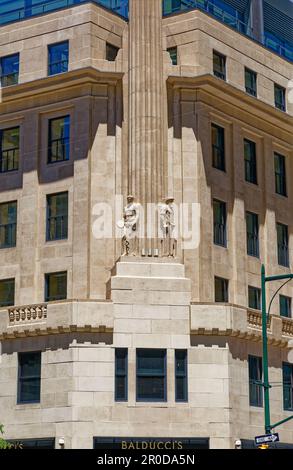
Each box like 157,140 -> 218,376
159,197 -> 177,257
120,195 -> 140,256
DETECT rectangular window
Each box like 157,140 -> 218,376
244,139 -> 257,185
167,47 -> 178,65
248,355 -> 263,407
211,124 -> 225,171
0,201 -> 17,249
283,363 -> 293,411
45,271 -> 67,302
136,349 -> 167,402
213,199 -> 227,247
248,286 -> 261,310
215,276 -> 229,303
0,53 -> 19,87
246,211 -> 259,258
213,51 -> 226,80
115,349 -> 128,401
46,192 -> 68,241
175,350 -> 188,402
280,295 -> 291,318
48,116 -> 70,163
18,352 -> 41,404
106,43 -> 119,61
245,68 -> 257,97
0,278 -> 15,308
0,127 -> 19,173
274,84 -> 286,112
48,41 -> 69,76
277,223 -> 289,268
274,153 -> 287,197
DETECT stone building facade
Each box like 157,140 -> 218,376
0,0 -> 292,449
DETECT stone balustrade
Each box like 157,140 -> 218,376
8,304 -> 47,324
282,318 -> 293,337
247,310 -> 272,330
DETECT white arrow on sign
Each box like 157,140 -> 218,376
255,433 -> 279,444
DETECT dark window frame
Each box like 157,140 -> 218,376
213,199 -> 227,247
0,200 -> 17,249
46,191 -> 68,242
106,43 -> 120,61
283,362 -> 293,411
115,348 -> 128,402
48,115 -> 70,164
211,124 -> 225,171
274,84 -> 286,112
45,271 -> 67,302
17,351 -> 41,405
245,68 -> 257,97
248,286 -> 261,311
280,295 -> 291,318
167,46 -> 178,65
248,355 -> 263,408
244,139 -> 257,185
277,222 -> 289,268
0,53 -> 19,87
136,349 -> 167,403
0,277 -> 15,308
215,276 -> 229,303
213,50 -> 226,81
274,153 -> 287,197
48,41 -> 69,76
175,349 -> 188,402
246,211 -> 259,258
0,126 -> 20,173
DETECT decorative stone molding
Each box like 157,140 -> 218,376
247,310 -> 271,330
8,304 -> 47,323
282,318 -> 293,337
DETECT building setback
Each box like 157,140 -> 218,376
0,0 -> 293,449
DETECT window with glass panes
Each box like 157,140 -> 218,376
48,41 -> 69,76
215,276 -> 228,303
0,201 -> 17,249
18,352 -> 41,404
248,355 -> 263,407
283,363 -> 293,411
167,47 -> 178,65
274,84 -> 286,111
248,286 -> 261,310
277,223 -> 289,268
213,199 -> 227,247
48,116 -> 70,163
280,295 -> 291,318
274,153 -> 287,197
115,349 -> 128,401
106,43 -> 119,61
0,127 -> 19,173
245,68 -> 257,97
0,278 -> 15,308
136,349 -> 167,402
212,124 -> 225,171
45,271 -> 67,302
175,350 -> 188,402
46,192 -> 68,241
246,211 -> 259,258
0,53 -> 19,87
213,51 -> 226,80
244,139 -> 257,184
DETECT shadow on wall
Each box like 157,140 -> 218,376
0,74 -> 123,190
1,332 -> 114,355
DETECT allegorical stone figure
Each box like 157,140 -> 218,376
119,195 -> 140,256
159,197 -> 177,257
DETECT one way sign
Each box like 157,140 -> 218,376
255,433 -> 279,445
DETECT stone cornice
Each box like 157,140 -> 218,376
0,67 -> 124,105
167,74 -> 293,143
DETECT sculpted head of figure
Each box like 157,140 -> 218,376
127,194 -> 135,204
165,196 -> 174,204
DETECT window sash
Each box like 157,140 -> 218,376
0,54 -> 19,87
274,153 -> 287,196
0,127 -> 20,172
215,277 -> 228,303
244,139 -> 257,184
175,350 -> 188,402
280,295 -> 291,318
115,349 -> 128,401
213,200 -> 227,247
46,192 -> 68,241
246,212 -> 259,257
0,278 -> 15,307
245,69 -> 257,96
45,271 -> 67,302
212,124 -> 225,171
283,363 -> 293,411
213,52 -> 226,80
275,85 -> 286,111
136,349 -> 167,401
277,223 -> 289,267
48,42 -> 69,76
248,286 -> 261,310
249,355 -> 263,407
18,352 -> 41,404
48,116 -> 70,163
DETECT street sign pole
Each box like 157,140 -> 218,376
261,265 -> 271,434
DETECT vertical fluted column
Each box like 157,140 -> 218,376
128,0 -> 164,206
